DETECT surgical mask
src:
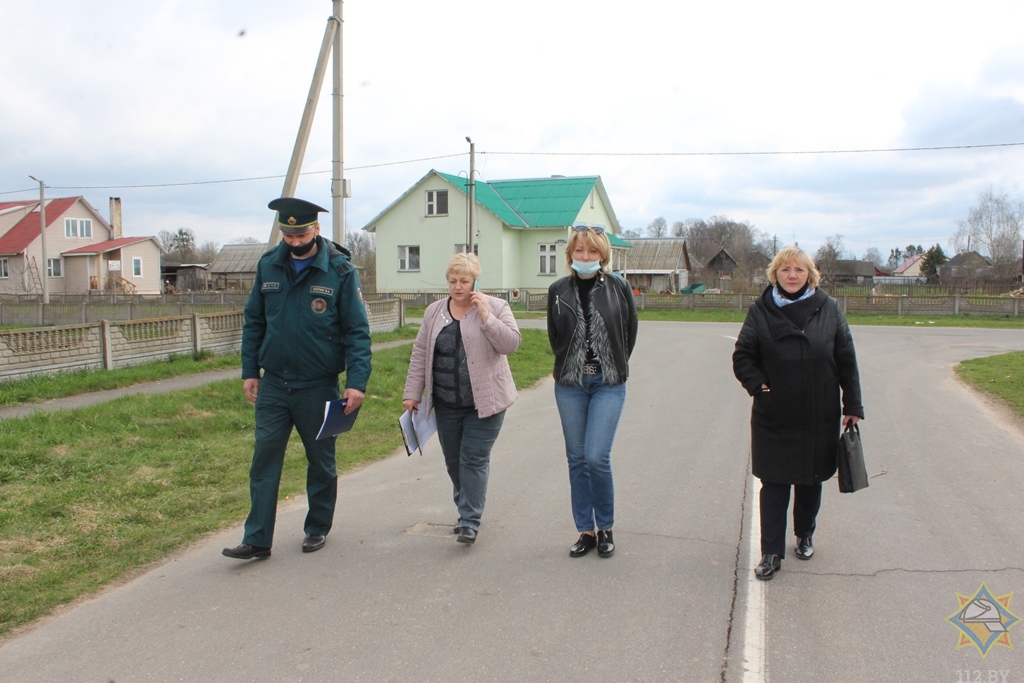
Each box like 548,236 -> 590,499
571,259 -> 601,276
287,237 -> 317,257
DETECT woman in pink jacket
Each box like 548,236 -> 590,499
403,253 -> 521,545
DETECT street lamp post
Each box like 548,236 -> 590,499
28,175 -> 49,304
466,136 -> 475,253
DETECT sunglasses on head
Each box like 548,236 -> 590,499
572,224 -> 606,235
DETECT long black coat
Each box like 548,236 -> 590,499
732,287 -> 864,485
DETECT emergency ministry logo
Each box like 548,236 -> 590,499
947,583 -> 1019,657
311,298 -> 328,315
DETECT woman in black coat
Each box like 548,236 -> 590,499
732,245 -> 864,580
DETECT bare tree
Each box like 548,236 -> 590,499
887,247 -> 904,271
863,247 -> 884,269
621,228 -> 642,239
646,217 -> 668,238
950,187 -> 1024,280
670,221 -> 686,237
345,230 -> 377,292
229,236 -> 266,245
194,240 -> 220,263
157,229 -> 177,252
814,234 -> 846,285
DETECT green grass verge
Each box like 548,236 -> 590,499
955,351 -> 1024,419
0,325 -> 422,409
0,329 -> 551,638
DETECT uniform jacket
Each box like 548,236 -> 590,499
403,295 -> 521,419
732,286 -> 864,485
242,236 -> 372,391
547,272 -> 638,386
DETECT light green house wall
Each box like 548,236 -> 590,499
364,171 -> 624,293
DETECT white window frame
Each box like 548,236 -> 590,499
47,257 -> 63,278
0,258 -> 8,279
132,257 -> 143,278
64,218 -> 92,238
398,245 -> 420,272
425,190 -> 448,216
455,243 -> 479,256
538,243 -> 558,275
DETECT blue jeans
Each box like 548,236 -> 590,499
433,404 -> 506,530
554,374 -> 626,532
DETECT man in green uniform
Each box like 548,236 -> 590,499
223,197 -> 372,560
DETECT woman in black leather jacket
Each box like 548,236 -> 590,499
546,225 -> 638,558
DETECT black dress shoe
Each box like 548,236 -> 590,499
754,554 -> 781,580
569,532 -> 597,557
597,529 -> 615,557
222,543 -> 271,560
456,527 -> 477,544
795,536 -> 814,560
302,534 -> 326,553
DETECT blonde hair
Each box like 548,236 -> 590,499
564,229 -> 611,274
766,245 -> 821,289
446,252 -> 482,281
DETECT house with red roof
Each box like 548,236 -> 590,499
893,252 -> 926,277
0,196 -> 165,296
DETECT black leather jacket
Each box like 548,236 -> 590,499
547,272 -> 638,385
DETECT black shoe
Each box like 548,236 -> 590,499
457,527 -> 477,544
795,536 -> 814,560
569,532 -> 597,557
222,543 -> 271,560
754,554 -> 781,580
302,534 -> 326,553
597,529 -> 615,557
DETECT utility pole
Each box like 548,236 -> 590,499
466,136 -> 475,253
331,0 -> 346,244
267,14 -> 339,245
28,175 -> 49,303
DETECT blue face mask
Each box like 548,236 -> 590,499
571,260 -> 601,275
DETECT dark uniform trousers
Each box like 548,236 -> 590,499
759,480 -> 822,558
243,379 -> 341,548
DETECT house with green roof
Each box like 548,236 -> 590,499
362,170 -> 631,292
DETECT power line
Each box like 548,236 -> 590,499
484,141 -> 1024,157
2,150 -> 466,191
3,142 -> 1020,194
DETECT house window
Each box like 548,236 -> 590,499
539,244 -> 558,275
426,190 -> 448,216
47,258 -> 63,278
455,244 -> 479,256
0,258 -> 8,278
64,218 -> 92,238
398,245 -> 420,271
132,257 -> 143,277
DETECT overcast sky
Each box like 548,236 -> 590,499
2,0 -> 1023,260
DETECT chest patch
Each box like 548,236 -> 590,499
311,298 -> 328,315
261,281 -> 281,292
310,285 -> 335,297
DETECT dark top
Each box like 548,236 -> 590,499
432,317 -> 474,409
575,276 -> 599,365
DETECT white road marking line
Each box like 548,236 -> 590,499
742,474 -> 767,683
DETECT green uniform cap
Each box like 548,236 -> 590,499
268,197 -> 328,234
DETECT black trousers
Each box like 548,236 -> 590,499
759,480 -> 822,557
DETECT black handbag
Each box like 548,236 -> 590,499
837,422 -> 869,493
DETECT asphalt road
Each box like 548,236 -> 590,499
0,322 -> 1021,682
